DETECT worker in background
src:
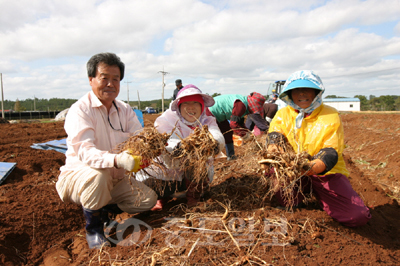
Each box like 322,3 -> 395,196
56,53 -> 157,249
246,100 -> 278,136
206,92 -> 268,160
173,79 -> 183,100
267,93 -> 279,103
263,101 -> 278,124
264,70 -> 371,227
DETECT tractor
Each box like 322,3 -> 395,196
266,80 -> 287,110
267,80 -> 286,98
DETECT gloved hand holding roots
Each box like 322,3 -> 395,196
116,150 -> 149,173
115,127 -> 172,174
258,132 -> 338,207
258,132 -> 312,200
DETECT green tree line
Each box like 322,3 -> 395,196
2,97 -> 177,112
3,98 -> 78,112
3,98 -> 173,112
3,94 -> 400,112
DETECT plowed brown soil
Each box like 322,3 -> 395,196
0,113 -> 399,266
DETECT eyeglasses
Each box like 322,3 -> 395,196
108,101 -> 125,132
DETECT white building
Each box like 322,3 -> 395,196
323,98 -> 360,112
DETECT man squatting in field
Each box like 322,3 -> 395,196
265,70 -> 371,227
56,53 -> 157,249
207,92 -> 269,160
136,85 -> 225,210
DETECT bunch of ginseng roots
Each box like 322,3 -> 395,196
114,127 -> 172,203
116,127 -> 171,179
258,137 -> 313,208
172,124 -> 219,186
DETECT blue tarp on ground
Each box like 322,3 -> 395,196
0,162 -> 17,185
31,139 -> 67,154
134,109 -> 144,127
30,110 -> 144,155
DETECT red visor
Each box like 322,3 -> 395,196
178,95 -> 204,111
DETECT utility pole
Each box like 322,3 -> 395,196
125,80 -> 132,106
34,95 -> 36,111
137,90 -> 141,110
158,67 -> 169,113
1,73 -> 4,118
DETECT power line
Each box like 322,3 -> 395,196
1,73 -> 4,119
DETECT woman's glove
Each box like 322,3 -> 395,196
241,131 -> 253,141
116,151 -> 149,173
265,132 -> 291,153
308,159 -> 326,175
171,142 -> 184,158
311,148 -> 338,175
212,141 -> 220,156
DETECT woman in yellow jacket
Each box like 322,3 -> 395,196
267,70 -> 371,227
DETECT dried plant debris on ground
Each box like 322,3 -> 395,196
142,208 -> 295,265
85,203 -> 326,265
2,114 -> 400,265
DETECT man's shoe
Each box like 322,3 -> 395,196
82,208 -> 110,249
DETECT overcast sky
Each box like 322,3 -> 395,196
1,0 -> 400,102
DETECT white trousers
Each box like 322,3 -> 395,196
56,167 -> 157,212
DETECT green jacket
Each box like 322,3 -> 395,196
208,94 -> 249,122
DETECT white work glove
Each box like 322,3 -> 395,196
116,151 -> 147,173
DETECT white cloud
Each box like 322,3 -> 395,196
395,21 -> 400,35
0,0 -> 400,102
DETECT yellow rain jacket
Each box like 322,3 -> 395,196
269,103 -> 349,177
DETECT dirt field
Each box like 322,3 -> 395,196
0,113 -> 399,266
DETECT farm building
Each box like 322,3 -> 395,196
323,98 -> 360,112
